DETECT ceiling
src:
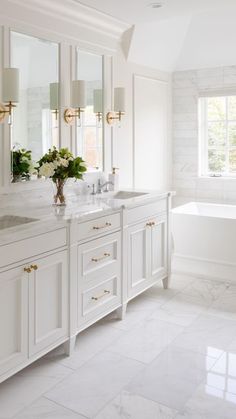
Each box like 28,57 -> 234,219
74,0 -> 236,72
75,0 -> 236,24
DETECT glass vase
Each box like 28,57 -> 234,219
52,179 -> 67,206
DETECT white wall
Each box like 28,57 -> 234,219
112,48 -> 172,190
172,65 -> 236,206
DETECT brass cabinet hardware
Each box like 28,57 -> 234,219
24,267 -> 32,273
30,264 -> 38,271
93,222 -> 112,230
91,290 -> 110,301
146,221 -> 156,227
91,253 -> 111,263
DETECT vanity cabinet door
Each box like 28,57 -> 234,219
127,221 -> 150,298
149,216 -> 167,281
0,266 -> 28,377
29,250 -> 68,356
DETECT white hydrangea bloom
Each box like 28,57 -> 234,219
59,158 -> 69,168
39,162 -> 55,178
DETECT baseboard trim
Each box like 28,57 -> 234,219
172,253 -> 236,283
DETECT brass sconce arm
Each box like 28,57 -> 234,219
0,101 -> 17,123
64,107 -> 84,125
106,111 -> 125,125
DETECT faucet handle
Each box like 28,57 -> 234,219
91,184 -> 96,195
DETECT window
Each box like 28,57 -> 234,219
76,50 -> 103,170
199,95 -> 236,176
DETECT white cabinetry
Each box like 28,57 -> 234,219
0,229 -> 68,383
127,214 -> 167,298
29,251 -> 68,356
125,199 -> 169,301
77,232 -> 121,329
0,266 -> 28,377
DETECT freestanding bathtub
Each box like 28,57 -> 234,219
172,202 -> 236,282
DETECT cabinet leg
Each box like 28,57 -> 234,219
116,303 -> 127,320
63,336 -> 77,356
162,276 -> 169,290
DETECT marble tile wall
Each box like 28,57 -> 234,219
172,66 -> 236,207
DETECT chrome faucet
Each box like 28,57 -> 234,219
97,179 -> 114,194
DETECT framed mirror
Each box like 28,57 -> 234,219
76,50 -> 103,170
10,31 -> 59,182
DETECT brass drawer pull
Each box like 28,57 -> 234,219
146,221 -> 156,227
30,264 -> 38,271
24,267 -> 32,273
91,253 -> 111,263
91,290 -> 110,301
93,222 -> 112,230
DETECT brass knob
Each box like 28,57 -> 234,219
30,264 -> 38,271
24,267 -> 32,273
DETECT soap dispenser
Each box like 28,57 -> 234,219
109,167 -> 119,191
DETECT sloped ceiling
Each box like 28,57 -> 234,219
75,0 -> 236,72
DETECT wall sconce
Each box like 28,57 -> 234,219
50,82 -> 59,120
64,80 -> 86,125
106,87 -> 125,125
0,68 -> 19,125
93,89 -> 103,126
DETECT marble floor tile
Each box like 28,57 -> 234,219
149,293 -> 209,327
176,383 -> 236,419
0,372 -> 70,419
143,283 -> 179,302
102,305 -> 155,331
126,345 -> 216,410
13,397 -> 86,419
46,321 -> 124,370
45,351 -> 144,418
181,278 -> 229,305
94,391 -> 178,419
125,293 -> 163,313
107,317 -> 184,364
167,273 -> 195,291
172,314 -> 236,359
208,286 -> 236,321
206,350 -> 236,395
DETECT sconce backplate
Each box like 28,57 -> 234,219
64,108 -> 75,125
0,103 -> 6,123
106,111 -> 116,125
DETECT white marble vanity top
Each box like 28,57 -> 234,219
0,189 -> 173,244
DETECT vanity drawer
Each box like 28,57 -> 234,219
126,199 -> 167,226
77,212 -> 120,242
0,228 -> 67,268
81,275 -> 121,320
78,232 -> 121,283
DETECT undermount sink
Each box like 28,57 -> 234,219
0,215 -> 39,230
112,191 -> 148,200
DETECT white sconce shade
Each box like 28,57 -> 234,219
50,82 -> 59,110
93,89 -> 103,113
2,68 -> 19,103
71,80 -> 86,109
114,87 -> 125,112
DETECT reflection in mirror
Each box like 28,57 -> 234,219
10,31 -> 59,182
76,50 -> 103,169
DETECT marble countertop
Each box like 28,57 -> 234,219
0,189 -> 173,244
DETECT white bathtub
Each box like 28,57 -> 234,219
172,202 -> 236,282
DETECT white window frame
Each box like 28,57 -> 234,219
199,94 -> 236,178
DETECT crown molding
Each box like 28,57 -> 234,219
2,0 -> 130,50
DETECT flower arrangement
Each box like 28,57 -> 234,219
37,147 -> 87,205
12,148 -> 36,182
